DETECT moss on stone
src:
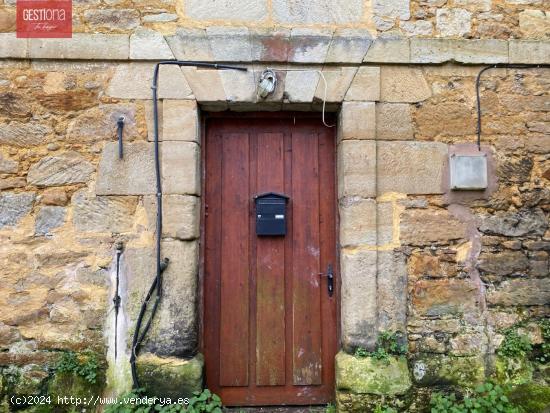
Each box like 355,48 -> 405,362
507,383 -> 550,413
48,370 -> 104,402
411,354 -> 485,388
336,351 -> 411,395
135,352 -> 203,399
494,356 -> 533,385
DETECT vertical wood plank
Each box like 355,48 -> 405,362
219,132 -> 250,387
256,133 -> 286,386
291,131 -> 323,386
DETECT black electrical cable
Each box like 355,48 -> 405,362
129,61 -> 247,390
476,63 -> 550,151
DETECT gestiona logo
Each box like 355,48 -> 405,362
16,0 -> 72,38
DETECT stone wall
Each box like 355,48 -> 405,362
0,0 -> 549,411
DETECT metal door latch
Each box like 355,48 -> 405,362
318,263 -> 334,297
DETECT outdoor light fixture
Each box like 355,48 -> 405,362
258,68 -> 277,98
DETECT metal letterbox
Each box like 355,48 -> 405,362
254,192 -> 289,236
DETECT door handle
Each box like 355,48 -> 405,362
318,263 -> 334,297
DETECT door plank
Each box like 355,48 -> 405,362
256,133 -> 286,386
291,132 -> 323,386
219,132 -> 250,387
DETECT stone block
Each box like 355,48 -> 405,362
345,67 -> 380,102
142,13 -> 177,23
27,152 -> 94,187
0,154 -> 18,174
67,103 -> 140,143
48,370 -> 104,403
107,63 -> 193,100
83,9 -> 139,30
509,40 -> 550,64
325,29 -> 373,63
487,279 -> 550,307
400,208 -> 467,245
136,353 -> 203,399
314,67 -> 357,102
410,39 -> 508,64
181,66 -> 226,103
0,121 -> 52,147
220,68 -> 257,103
207,26 -> 252,62
519,9 -> 549,38
29,34 -> 129,60
160,100 -> 198,142
0,192 -> 35,229
338,140 -> 376,199
478,251 -> 529,276
339,102 -> 376,140
415,101 -> 475,137
185,0 -> 268,21
0,33 -> 27,58
373,0 -> 410,20
161,142 -> 200,195
125,240 -> 199,356
364,38 -> 410,63
130,28 -> 174,60
165,28 -> 214,62
376,103 -> 413,140
411,354 -> 485,387
380,66 -> 431,103
96,141 -> 156,195
479,208 -> 547,237
341,249 -> 378,351
273,0 -> 363,24
0,177 -> 25,190
436,8 -> 472,37
336,352 -> 411,395
72,189 -> 138,233
289,28 -> 332,63
377,251 -> 407,332
35,206 -> 66,236
283,70 -> 319,103
339,197 -> 377,247
400,20 -> 434,36
144,195 -> 199,240
250,28 -> 290,62
412,279 -> 478,317
377,141 -> 447,194
0,7 -> 16,32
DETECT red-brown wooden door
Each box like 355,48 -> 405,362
203,113 -> 338,406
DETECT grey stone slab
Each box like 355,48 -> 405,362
338,140 -> 377,198
130,28 -> 175,60
273,0 -> 364,24
339,101 -> 376,140
0,154 -> 18,174
339,197 -> 377,247
144,194 -> 199,240
0,34 -> 27,58
0,122 -> 52,147
345,66 -> 380,102
185,0 -> 268,21
283,70 -> 320,103
35,206 -> 66,236
159,100 -> 198,142
376,103 -> 414,140
289,28 -> 333,63
314,67 -> 357,102
142,13 -> 178,22
373,0 -> 410,20
250,28 -> 290,62
207,26 -> 252,62
325,29 -> 373,63
364,38 -> 410,63
27,152 -> 94,187
377,251 -> 407,332
220,68 -> 257,103
411,39 -> 508,64
29,34 -> 129,60
83,9 -> 140,31
165,28 -> 214,62
96,141 -> 156,195
377,141 -> 447,195
0,192 -> 35,229
180,66 -> 226,103
509,40 -> 550,64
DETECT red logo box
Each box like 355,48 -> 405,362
17,0 -> 72,38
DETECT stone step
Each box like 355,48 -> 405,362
224,406 -> 328,413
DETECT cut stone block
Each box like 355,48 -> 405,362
27,152 -> 94,187
377,251 -> 407,332
273,0 -> 364,24
29,34 -> 129,60
345,67 -> 381,102
376,103 -> 413,140
314,67 -> 357,102
339,197 -> 377,247
284,70 -> 320,103
130,28 -> 174,60
160,100 -> 198,142
181,66 -> 226,103
411,354 -> 485,387
0,192 -> 35,229
288,28 -> 332,63
96,141 -> 156,195
339,102 -> 376,140
144,195 -> 199,240
165,28 -> 214,62
325,29 -> 373,63
377,141 -> 447,194
509,40 -> 550,64
186,0 -> 268,21
341,250 -> 378,352
338,140 -> 376,198
207,26 -> 252,62
0,33 -> 27,58
380,66 -> 431,103
410,39 -> 508,64
364,38 -> 410,63
161,142 -> 200,195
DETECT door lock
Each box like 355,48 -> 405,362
318,263 -> 334,297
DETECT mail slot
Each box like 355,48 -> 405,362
254,192 -> 289,236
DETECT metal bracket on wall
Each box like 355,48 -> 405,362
117,116 -> 125,159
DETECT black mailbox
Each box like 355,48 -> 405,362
254,192 -> 289,236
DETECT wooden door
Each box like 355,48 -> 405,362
203,113 -> 338,406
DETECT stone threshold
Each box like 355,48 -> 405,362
223,407 -> 327,413
0,32 -> 548,65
